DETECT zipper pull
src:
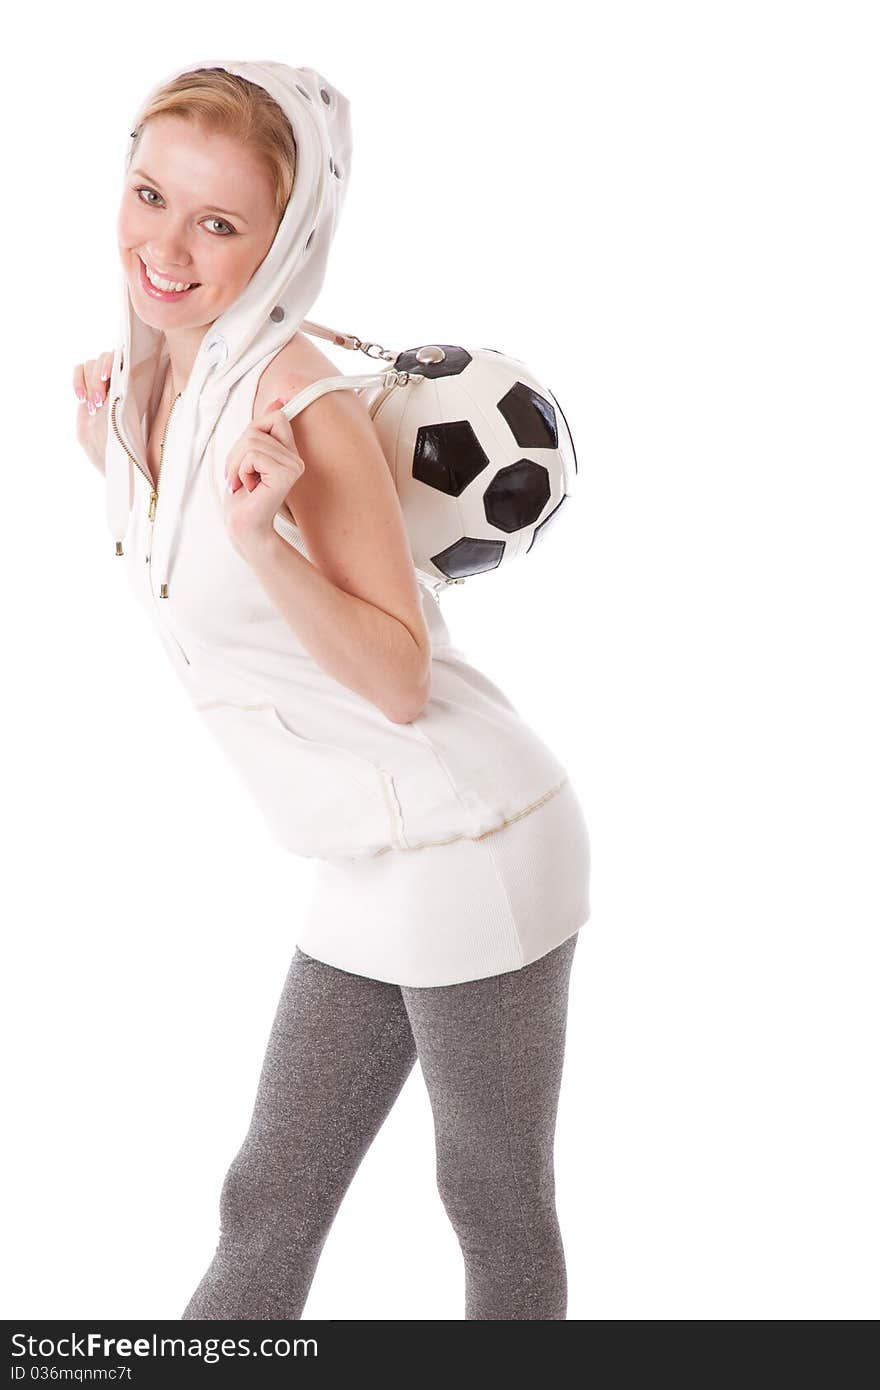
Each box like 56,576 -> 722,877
148,489 -> 158,522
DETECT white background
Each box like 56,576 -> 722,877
2,0 -> 878,1321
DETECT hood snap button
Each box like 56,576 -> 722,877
270,305 -> 285,323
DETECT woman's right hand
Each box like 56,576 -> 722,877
73,350 -> 115,473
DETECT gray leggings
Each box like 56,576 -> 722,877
181,930 -> 580,1321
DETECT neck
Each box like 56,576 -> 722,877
162,321 -> 215,396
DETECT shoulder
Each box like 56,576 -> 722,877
251,333 -> 431,676
253,333 -> 359,526
253,331 -> 341,419
254,329 -> 383,496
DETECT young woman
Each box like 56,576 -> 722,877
73,59 -> 591,1321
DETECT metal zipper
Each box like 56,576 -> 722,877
365,380 -> 398,417
110,395 -> 153,491
110,389 -> 181,532
148,391 -> 182,531
110,389 -> 191,666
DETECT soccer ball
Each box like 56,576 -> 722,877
359,344 -> 578,588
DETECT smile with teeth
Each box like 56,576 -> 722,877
139,255 -> 200,294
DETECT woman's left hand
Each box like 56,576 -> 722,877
223,397 -> 305,549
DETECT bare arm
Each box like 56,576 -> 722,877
232,381 -> 432,725
236,527 -> 431,723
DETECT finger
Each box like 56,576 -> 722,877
228,446 -> 282,493
72,364 -> 87,405
231,446 -> 300,496
84,360 -> 106,415
254,397 -> 297,448
227,453 -> 258,494
226,430 -> 302,482
83,361 -> 98,415
237,448 -> 279,491
93,352 -> 114,408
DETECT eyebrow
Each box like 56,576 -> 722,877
130,168 -> 249,223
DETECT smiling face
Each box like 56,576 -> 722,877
117,114 -> 281,340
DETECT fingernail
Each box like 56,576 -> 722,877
88,401 -> 95,415
75,388 -> 86,402
101,368 -> 111,381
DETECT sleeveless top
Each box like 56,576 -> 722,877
116,350 -> 570,864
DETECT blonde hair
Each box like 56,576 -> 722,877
128,67 -> 297,225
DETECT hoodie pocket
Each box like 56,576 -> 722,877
194,699 -> 402,861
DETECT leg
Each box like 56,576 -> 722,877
402,932 -> 580,1319
181,947 -> 417,1320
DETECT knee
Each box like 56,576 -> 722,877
435,1145 -> 558,1243
217,1140 -> 287,1243
434,1149 -> 500,1233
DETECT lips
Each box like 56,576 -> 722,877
137,255 -> 201,301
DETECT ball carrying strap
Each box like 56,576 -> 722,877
298,317 -> 397,362
277,364 -> 414,424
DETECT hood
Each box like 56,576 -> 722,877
105,57 -> 352,592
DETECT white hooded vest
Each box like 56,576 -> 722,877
103,59 -> 571,865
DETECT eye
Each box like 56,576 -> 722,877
133,187 -> 236,236
204,217 -> 235,236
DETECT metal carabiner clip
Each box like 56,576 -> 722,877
357,339 -> 397,363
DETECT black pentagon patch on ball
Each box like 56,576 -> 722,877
413,421 -> 490,495
527,493 -> 569,551
497,382 -> 558,449
394,345 -> 472,378
431,536 -> 505,579
484,459 -> 551,533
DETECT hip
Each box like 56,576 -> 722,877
298,774 -> 591,986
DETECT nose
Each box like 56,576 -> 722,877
145,248 -> 194,273
143,225 -> 195,269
